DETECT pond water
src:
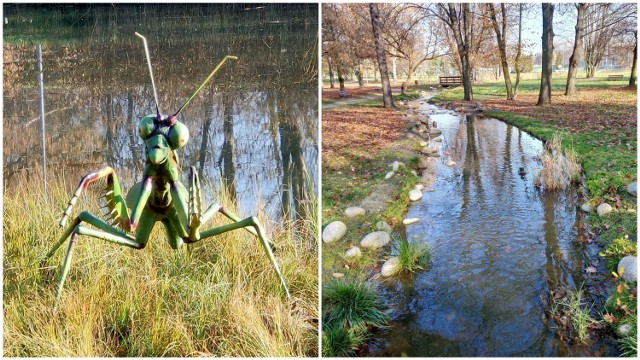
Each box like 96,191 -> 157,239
367,103 -> 617,356
3,4 -> 318,223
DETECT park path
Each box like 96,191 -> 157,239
322,94 -> 383,110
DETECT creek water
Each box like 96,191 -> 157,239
3,4 -> 318,222
367,102 -> 617,356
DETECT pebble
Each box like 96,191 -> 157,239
403,218 -> 420,225
345,207 -> 365,217
429,128 -> 442,136
434,137 -> 443,142
381,257 -> 400,277
580,203 -> 593,213
616,323 -> 633,337
419,141 -> 428,147
322,221 -> 347,243
360,231 -> 391,249
392,161 -> 401,171
414,184 -> 424,191
445,160 -> 456,166
345,246 -> 362,259
385,171 -> 395,180
596,203 -> 613,216
332,272 -> 344,278
409,189 -> 423,201
627,182 -> 637,197
375,221 -> 392,233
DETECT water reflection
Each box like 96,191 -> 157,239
367,106 -> 613,356
3,4 -> 318,224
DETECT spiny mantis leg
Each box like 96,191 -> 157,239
60,167 -> 123,228
185,216 -> 291,301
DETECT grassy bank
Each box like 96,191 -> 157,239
3,174 -> 318,357
432,74 -> 637,356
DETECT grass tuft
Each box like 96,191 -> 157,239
534,134 -> 582,190
322,280 -> 389,333
396,237 -> 430,273
321,322 -> 366,357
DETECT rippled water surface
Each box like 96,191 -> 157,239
367,103 -> 617,357
3,4 -> 318,222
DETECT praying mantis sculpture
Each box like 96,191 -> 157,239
42,33 -> 290,301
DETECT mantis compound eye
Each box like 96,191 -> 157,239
168,120 -> 189,150
138,114 -> 156,139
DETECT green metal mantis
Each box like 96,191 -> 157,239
43,33 -> 290,301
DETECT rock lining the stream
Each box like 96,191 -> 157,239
445,160 -> 456,167
617,255 -> 637,283
322,221 -> 347,243
581,203 -> 593,213
596,203 -> 613,216
345,206 -> 366,217
345,246 -> 362,259
627,182 -> 637,197
376,221 -> 392,233
381,257 -> 400,277
385,171 -> 395,180
360,231 -> 391,249
409,189 -> 423,201
403,218 -> 420,225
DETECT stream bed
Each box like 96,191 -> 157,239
366,101 -> 617,357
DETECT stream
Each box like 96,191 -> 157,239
366,101 -> 618,357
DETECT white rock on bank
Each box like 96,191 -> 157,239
419,141 -> 428,147
596,203 -> 613,216
409,189 -> 423,201
627,182 -> 637,197
618,255 -> 637,283
381,257 -> 401,277
580,203 -> 593,213
414,184 -> 424,191
376,221 -> 392,233
345,207 -> 366,218
345,246 -> 362,259
616,323 -> 634,337
385,171 -> 395,180
403,218 -> 420,225
322,221 -> 347,243
391,161 -> 401,171
445,160 -> 456,167
360,231 -> 391,249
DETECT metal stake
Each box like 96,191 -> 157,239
37,44 -> 47,198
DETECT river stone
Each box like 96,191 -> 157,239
419,141 -> 428,147
580,203 -> 593,213
385,171 -> 395,180
322,221 -> 347,244
360,231 -> 391,249
421,146 -> 438,155
445,160 -> 456,167
414,184 -> 424,191
428,152 -> 441,158
392,161 -> 401,171
429,128 -> 442,136
418,158 -> 429,169
616,323 -> 634,338
345,246 -> 362,259
596,203 -> 613,216
345,206 -> 366,217
376,221 -> 392,233
381,257 -> 400,277
409,189 -> 423,201
403,218 -> 420,225
433,137 -> 443,142
627,182 -> 637,197
617,256 -> 637,283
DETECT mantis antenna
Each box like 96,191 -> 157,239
173,55 -> 238,117
135,32 -> 161,116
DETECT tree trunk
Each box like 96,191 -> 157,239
337,63 -> 345,92
630,30 -> 637,87
565,3 -> 587,96
488,3 -> 514,100
513,3 -> 523,99
327,56 -> 335,89
355,65 -> 364,88
370,3 -> 394,108
537,3 -> 554,106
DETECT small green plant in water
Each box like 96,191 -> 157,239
321,322 -> 366,357
322,280 -> 389,333
396,237 -> 430,273
551,287 -> 599,344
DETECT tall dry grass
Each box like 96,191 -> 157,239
3,172 -> 318,357
534,134 -> 582,190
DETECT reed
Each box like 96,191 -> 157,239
534,134 -> 582,190
3,173 -> 318,357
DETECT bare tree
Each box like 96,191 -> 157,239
488,3 -> 513,100
537,3 -> 554,106
513,3 -> 523,98
370,3 -> 394,108
565,3 -> 587,96
631,29 -> 637,86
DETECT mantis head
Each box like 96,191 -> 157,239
134,32 -> 237,164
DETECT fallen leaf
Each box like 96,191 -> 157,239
617,284 -> 624,294
603,314 -> 616,323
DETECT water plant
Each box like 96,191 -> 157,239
322,280 -> 389,333
534,134 -> 582,190
396,237 -> 430,273
321,322 -> 366,357
550,287 -> 598,344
